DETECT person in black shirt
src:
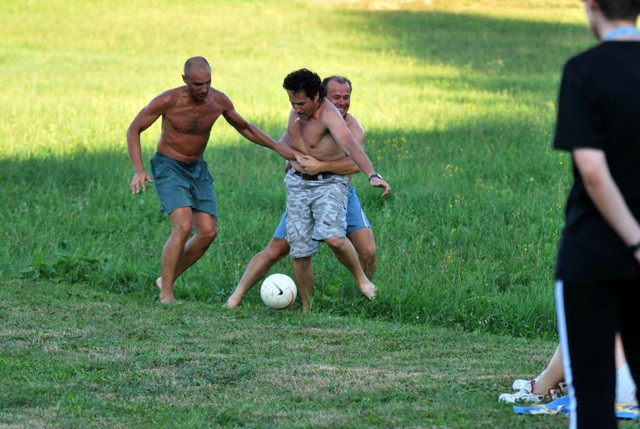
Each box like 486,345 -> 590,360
553,0 -> 640,427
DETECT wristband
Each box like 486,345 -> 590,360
629,241 -> 640,253
368,173 -> 383,181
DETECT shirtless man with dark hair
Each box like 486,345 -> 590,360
226,75 -> 378,308
280,68 -> 390,309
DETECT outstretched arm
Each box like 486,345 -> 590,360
574,148 -> 640,263
221,97 -> 301,160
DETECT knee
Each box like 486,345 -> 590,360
357,240 -> 377,260
199,224 -> 218,244
172,217 -> 193,239
324,236 -> 346,251
263,239 -> 289,264
358,243 -> 377,265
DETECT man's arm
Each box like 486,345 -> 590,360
574,148 -> 640,263
298,120 -> 364,176
298,155 -> 360,176
220,95 -> 301,160
127,94 -> 169,194
323,103 -> 390,196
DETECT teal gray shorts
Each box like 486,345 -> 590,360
150,152 -> 218,218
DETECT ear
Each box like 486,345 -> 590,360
182,75 -> 187,84
586,0 -> 599,12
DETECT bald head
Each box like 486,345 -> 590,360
184,56 -> 211,77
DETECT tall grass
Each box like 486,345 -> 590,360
0,0 -> 592,338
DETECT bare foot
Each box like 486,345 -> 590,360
358,281 -> 376,300
157,278 -> 179,303
159,293 -> 178,304
225,293 -> 242,308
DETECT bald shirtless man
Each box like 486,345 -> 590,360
127,56 -> 295,303
281,68 -> 391,309
226,75 -> 377,308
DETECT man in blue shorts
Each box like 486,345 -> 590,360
226,75 -> 382,308
127,56 -> 297,303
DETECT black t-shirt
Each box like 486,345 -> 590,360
554,41 -> 640,283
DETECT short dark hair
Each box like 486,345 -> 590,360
322,75 -> 352,93
283,69 -> 326,100
598,0 -> 640,20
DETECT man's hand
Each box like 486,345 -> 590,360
370,177 -> 391,197
295,154 -> 324,176
130,171 -> 153,194
275,143 -> 305,161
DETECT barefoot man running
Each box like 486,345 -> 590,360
127,56 -> 296,303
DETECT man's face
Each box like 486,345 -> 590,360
183,69 -> 212,101
325,80 -> 351,118
288,90 -> 320,120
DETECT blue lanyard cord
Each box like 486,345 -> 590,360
603,26 -> 640,41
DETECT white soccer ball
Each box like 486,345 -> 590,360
260,273 -> 297,309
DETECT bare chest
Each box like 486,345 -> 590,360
163,103 -> 223,135
291,119 -> 335,152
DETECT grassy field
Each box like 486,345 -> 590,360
0,280 -> 571,428
2,0 -> 634,427
0,0 -> 591,337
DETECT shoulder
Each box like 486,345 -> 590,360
148,86 -> 183,110
318,98 -> 341,121
561,43 -> 635,96
558,49 -> 597,96
209,88 -> 234,109
563,44 -> 610,78
345,113 -> 364,134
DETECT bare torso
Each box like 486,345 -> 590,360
157,87 -> 227,162
287,99 -> 349,163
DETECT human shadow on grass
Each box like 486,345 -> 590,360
1,111 -> 562,337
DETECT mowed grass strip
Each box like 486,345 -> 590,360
1,280 -> 582,429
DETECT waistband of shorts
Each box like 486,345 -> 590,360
154,151 -> 204,166
292,170 -> 337,181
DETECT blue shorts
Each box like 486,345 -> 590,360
273,186 -> 370,239
150,152 -> 218,218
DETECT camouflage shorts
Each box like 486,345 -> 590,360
283,170 -> 350,258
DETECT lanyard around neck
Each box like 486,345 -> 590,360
603,26 -> 640,41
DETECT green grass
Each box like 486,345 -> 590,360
2,1 -> 633,427
0,0 -> 591,338
2,280 -> 638,428
0,280 -> 569,428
